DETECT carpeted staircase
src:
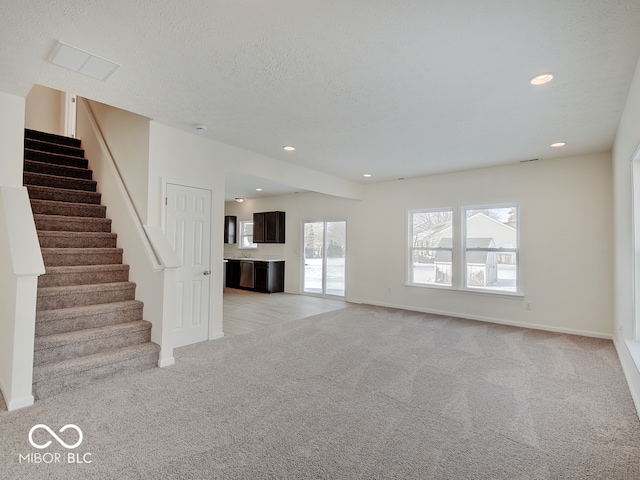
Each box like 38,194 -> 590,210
23,128 -> 160,400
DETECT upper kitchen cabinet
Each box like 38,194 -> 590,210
224,215 -> 237,244
253,211 -> 285,243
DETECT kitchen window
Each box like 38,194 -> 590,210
239,220 -> 257,249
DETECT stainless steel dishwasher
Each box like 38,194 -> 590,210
239,260 -> 254,288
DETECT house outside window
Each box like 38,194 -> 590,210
409,208 -> 454,287
408,204 -> 519,294
463,206 -> 518,293
239,220 -> 257,249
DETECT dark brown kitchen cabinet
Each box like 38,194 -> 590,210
225,260 -> 284,293
224,216 -> 237,244
254,261 -> 284,293
253,211 -> 285,243
226,259 -> 241,288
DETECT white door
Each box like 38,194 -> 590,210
165,184 -> 212,347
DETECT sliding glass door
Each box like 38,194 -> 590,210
303,220 -> 346,297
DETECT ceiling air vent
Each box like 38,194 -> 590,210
47,41 -> 119,81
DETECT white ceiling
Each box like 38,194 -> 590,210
2,1 -> 640,200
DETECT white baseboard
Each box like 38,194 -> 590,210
614,337 -> 640,419
7,394 -> 34,411
158,357 -> 175,368
346,297 -> 612,339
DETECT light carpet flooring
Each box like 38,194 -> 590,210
1,302 -> 640,479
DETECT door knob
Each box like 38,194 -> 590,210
203,270 -> 211,275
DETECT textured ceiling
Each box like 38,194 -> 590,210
2,0 -> 640,199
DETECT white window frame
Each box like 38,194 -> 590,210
632,145 -> 640,342
462,204 -> 520,295
408,207 -> 455,288
238,219 -> 257,249
407,203 -> 521,296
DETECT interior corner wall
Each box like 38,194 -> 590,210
24,85 -> 64,136
83,100 -> 151,221
612,54 -> 640,410
231,152 -> 613,338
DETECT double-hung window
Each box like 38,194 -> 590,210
463,205 -> 518,293
408,204 -> 519,294
238,220 -> 257,249
409,208 -> 454,287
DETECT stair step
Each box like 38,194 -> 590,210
25,148 -> 88,169
38,231 -> 117,249
25,128 -> 82,148
39,264 -> 129,287
26,184 -> 101,205
24,130 -> 158,402
36,300 -> 143,336
32,342 -> 160,400
24,137 -> 84,158
34,214 -> 112,232
34,320 -> 152,366
24,171 -> 97,192
41,247 -> 123,267
37,282 -> 136,311
24,159 -> 92,180
31,199 -> 106,218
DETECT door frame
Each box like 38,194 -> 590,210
301,218 -> 347,299
161,178 -> 219,345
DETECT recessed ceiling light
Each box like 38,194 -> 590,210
48,41 -> 119,81
255,188 -> 263,192
194,124 -> 207,132
283,145 -> 296,151
530,73 -> 554,85
550,142 -> 566,147
235,198 -> 244,203
363,173 -> 372,178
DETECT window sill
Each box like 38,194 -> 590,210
406,282 -> 524,298
625,339 -> 640,372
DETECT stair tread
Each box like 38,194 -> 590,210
39,231 -> 117,238
26,185 -> 101,203
24,172 -> 97,192
25,138 -> 84,157
35,320 -> 151,349
44,264 -> 128,273
37,281 -> 135,297
36,300 -> 143,321
34,213 -> 110,222
32,342 -> 160,382
24,148 -> 88,166
31,198 -> 104,208
25,129 -> 82,148
24,158 -> 91,176
31,200 -> 106,219
41,246 -> 123,254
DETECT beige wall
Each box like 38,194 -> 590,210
24,84 -> 64,135
85,100 -> 151,220
0,92 -> 25,187
227,152 -> 613,338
